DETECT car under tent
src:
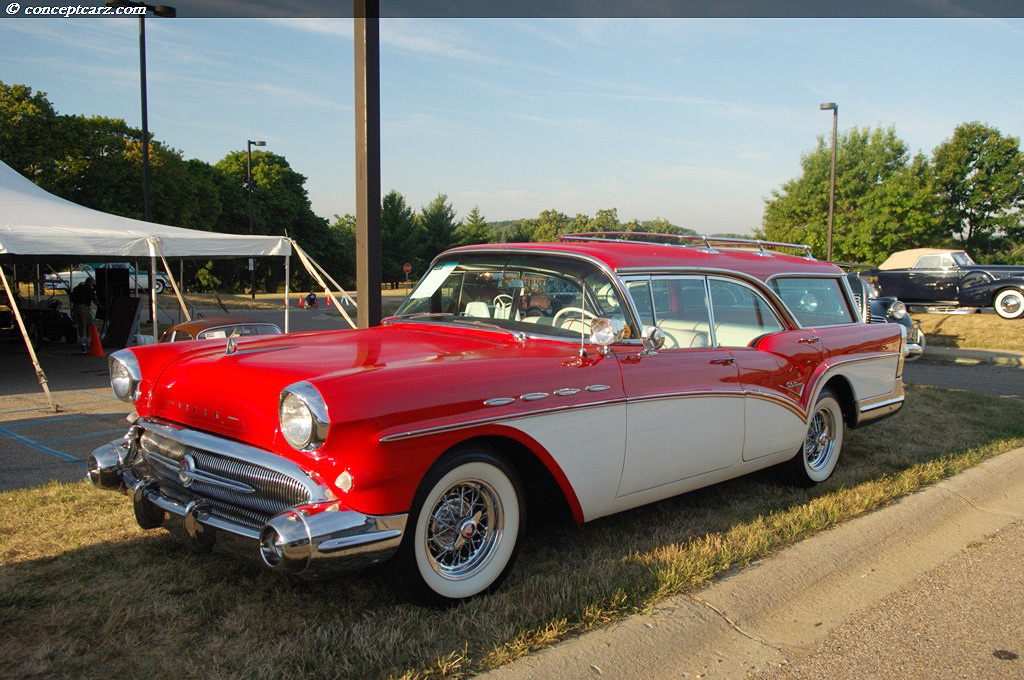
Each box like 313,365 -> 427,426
0,159 -> 356,411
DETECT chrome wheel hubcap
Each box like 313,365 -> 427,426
426,480 -> 503,580
999,294 -> 1022,316
805,407 -> 836,472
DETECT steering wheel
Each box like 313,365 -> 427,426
553,306 -> 597,326
493,294 -> 513,316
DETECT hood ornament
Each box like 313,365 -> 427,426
225,336 -> 237,355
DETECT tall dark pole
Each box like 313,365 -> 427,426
107,2 -> 176,220
354,0 -> 382,328
247,140 -> 266,299
138,14 -> 151,221
820,102 -> 838,262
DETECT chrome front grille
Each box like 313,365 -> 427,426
139,430 -> 312,524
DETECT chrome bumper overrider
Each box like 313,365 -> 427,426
88,428 -> 406,580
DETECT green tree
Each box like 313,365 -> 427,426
760,126 -> 942,263
505,219 -> 536,242
381,190 -> 423,283
419,193 -> 460,260
0,82 -> 62,183
524,209 -> 571,242
457,206 -> 492,246
214,150 -> 331,292
932,121 -> 1024,255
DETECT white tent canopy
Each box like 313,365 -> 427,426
0,160 -> 291,258
0,161 -> 360,412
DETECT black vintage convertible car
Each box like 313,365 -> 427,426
864,248 -> 1024,320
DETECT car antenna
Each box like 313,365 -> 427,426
579,280 -> 588,359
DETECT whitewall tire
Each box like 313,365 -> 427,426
780,389 -> 845,487
389,447 -> 523,606
994,289 -> 1024,320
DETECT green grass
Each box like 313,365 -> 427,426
2,386 -> 1023,679
916,312 -> 1024,351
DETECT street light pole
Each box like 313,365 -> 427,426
820,102 -> 838,262
106,2 -> 176,222
247,140 -> 266,299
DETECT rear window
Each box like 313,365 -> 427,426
770,277 -> 856,327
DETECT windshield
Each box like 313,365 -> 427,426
952,251 -> 975,266
392,253 -> 634,340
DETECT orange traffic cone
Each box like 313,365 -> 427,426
326,295 -> 332,307
298,294 -> 304,308
89,326 -> 105,357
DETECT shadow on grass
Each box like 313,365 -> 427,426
1,386 -> 1023,680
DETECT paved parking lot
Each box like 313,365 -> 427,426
0,341 -> 134,492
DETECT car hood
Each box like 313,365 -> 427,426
133,322 -> 618,459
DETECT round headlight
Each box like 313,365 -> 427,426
888,301 -> 907,320
279,382 -> 329,451
109,350 -> 141,402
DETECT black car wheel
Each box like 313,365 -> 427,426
26,320 -> 42,349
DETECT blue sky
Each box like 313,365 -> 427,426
2,17 -> 1023,235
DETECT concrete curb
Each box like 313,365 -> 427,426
482,447 -> 1024,680
919,346 -> 1024,368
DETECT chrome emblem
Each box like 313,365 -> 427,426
178,454 -> 196,486
226,336 -> 237,355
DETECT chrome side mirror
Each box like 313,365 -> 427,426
589,317 -> 627,346
641,325 -> 666,352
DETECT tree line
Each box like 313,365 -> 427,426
11,79 -> 1015,294
759,122 -> 1024,264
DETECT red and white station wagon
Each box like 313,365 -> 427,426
90,234 -> 907,605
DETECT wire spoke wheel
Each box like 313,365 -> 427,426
804,406 -> 837,472
392,449 -> 523,605
780,388 -> 844,487
425,479 -> 502,579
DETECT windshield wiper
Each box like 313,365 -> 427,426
450,318 -> 526,341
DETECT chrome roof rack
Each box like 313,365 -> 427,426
557,232 -> 815,259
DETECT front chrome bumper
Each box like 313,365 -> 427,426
88,428 -> 406,580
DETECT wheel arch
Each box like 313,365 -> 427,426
439,432 -> 581,524
815,375 -> 856,428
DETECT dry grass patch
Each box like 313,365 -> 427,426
915,312 -> 1024,351
2,385 -> 1023,680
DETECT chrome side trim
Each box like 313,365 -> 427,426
520,392 -> 549,401
484,397 -> 516,406
379,397 -> 628,442
554,388 -> 581,396
859,395 -> 906,413
586,384 -> 611,392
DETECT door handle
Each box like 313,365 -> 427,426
797,337 -> 821,344
709,357 -> 735,365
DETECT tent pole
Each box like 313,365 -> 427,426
151,238 -> 190,322
0,265 -> 56,412
148,241 -> 159,342
290,241 -> 356,328
284,254 -> 290,333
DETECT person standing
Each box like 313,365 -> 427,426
71,276 -> 97,354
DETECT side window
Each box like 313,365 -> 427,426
708,279 -> 784,347
625,276 -> 712,349
938,254 -> 955,269
914,255 -> 941,269
770,277 -> 856,327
